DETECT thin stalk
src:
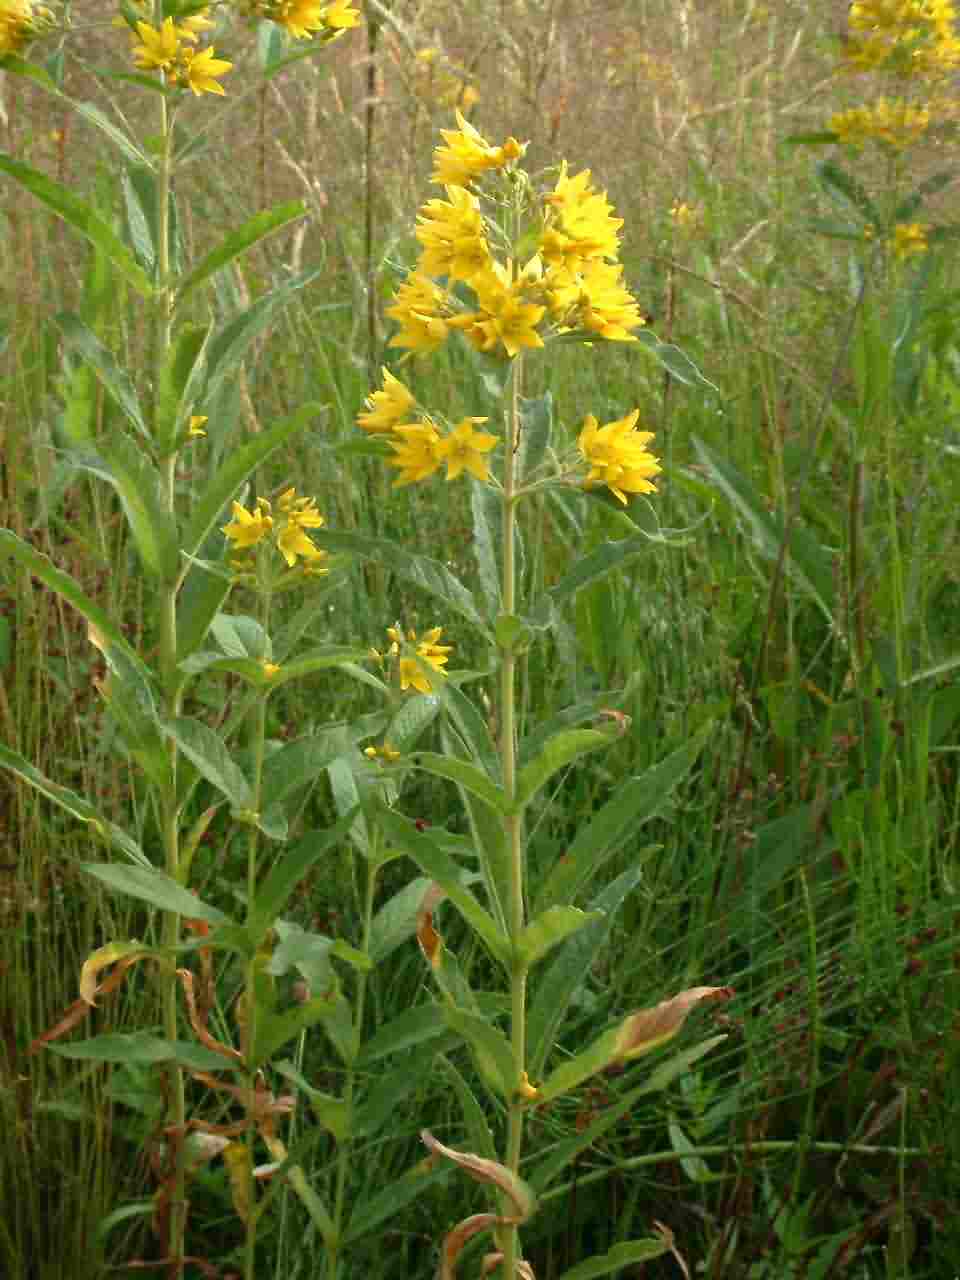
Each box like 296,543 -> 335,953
154,77 -> 187,1280
500,353 -> 527,1279
243,591 -> 271,1280
328,850 -> 380,1280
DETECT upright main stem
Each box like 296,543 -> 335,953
155,88 -> 187,1280
500,354 -> 526,1279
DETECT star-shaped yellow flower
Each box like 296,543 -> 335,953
222,498 -> 273,549
357,368 -> 417,433
179,44 -> 232,96
388,421 -> 445,486
437,418 -> 498,482
132,17 -> 180,71
578,410 -> 661,504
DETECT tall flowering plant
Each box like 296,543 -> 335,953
345,113 -> 731,1279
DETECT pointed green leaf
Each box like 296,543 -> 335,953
470,482 -> 501,615
175,549 -> 231,669
247,812 -> 358,945
374,808 -> 510,967
81,861 -> 229,923
412,751 -> 509,815
74,433 -> 180,581
269,645 -> 374,688
74,101 -> 149,167
155,323 -> 207,450
635,328 -> 718,393
0,744 -> 148,867
547,535 -> 651,609
514,726 -> 618,812
358,1002 -> 453,1064
312,530 -> 484,627
274,1062 -> 351,1140
176,201 -> 306,304
261,726 -> 366,809
515,905 -> 602,971
536,724 -> 713,911
120,165 -> 156,274
440,723 -> 509,932
165,716 -> 252,809
368,876 -> 433,964
517,391 -> 553,480
253,994 -> 352,1067
444,1007 -> 515,1100
342,1166 -> 451,1245
182,403 -> 324,559
816,158 -> 879,226
47,1033 -> 232,1068
554,1239 -> 669,1280
0,154 -> 153,295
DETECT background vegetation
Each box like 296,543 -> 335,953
1,0 -> 959,1276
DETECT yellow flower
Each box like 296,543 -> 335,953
464,263 -> 546,359
541,162 -> 623,267
132,17 -> 181,71
416,187 -> 491,284
578,410 -> 661,504
322,0 -> 361,29
176,8 -> 215,41
437,418 -> 498,482
188,415 -> 208,437
222,498 -> 273,550
261,661 -> 281,678
397,626 -> 453,692
388,421 -> 445,486
271,0 -> 325,37
0,0 -> 34,57
178,44 -> 231,95
364,741 -> 401,762
828,99 -> 930,150
386,271 -> 453,354
890,221 -> 929,260
275,488 -> 326,566
357,367 -> 417,433
549,261 -> 646,342
432,110 -> 525,187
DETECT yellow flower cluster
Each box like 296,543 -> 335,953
578,411 -> 661,505
890,220 -> 929,259
382,111 -> 646,363
413,47 -> 479,112
0,0 -> 53,59
131,14 -> 232,96
357,367 -> 498,487
221,488 -> 329,572
843,0 -> 960,78
245,0 -> 360,41
828,97 -> 931,148
384,626 -> 453,694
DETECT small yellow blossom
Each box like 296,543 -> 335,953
357,368 -> 417,433
541,162 -> 623,267
390,626 -> 453,693
132,17 -> 180,71
437,418 -> 498,482
890,220 -> 929,260
387,272 -> 453,354
432,110 -> 525,188
275,488 -> 326,566
323,0 -> 361,29
0,0 -> 38,57
578,410 -> 661,504
829,99 -> 930,150
188,415 -> 208,437
222,498 -> 273,550
416,187 -> 491,284
549,260 -> 646,342
179,44 -> 232,96
364,742 -> 401,763
387,421 -> 445,486
177,8 -> 215,41
261,661 -> 281,678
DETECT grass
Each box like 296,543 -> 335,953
1,0 -> 960,1276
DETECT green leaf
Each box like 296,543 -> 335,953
816,158 -> 879,227
374,808 -> 510,967
547,535 -> 650,610
261,726 -> 365,809
0,154 -> 153,296
311,531 -> 484,627
412,751 -> 509,815
120,165 -> 156,274
529,867 -> 642,1078
470,482 -> 501,615
176,201 -> 306,304
342,1167 -> 451,1245
274,1062 -> 350,1140
368,876 -> 433,964
691,437 -> 835,619
253,995 -> 353,1067
440,723 -> 509,933
444,1007 -> 515,1099
55,312 -> 147,438
82,862 -> 229,923
514,727 -> 618,812
784,131 -> 839,146
0,744 -> 148,867
515,905 -> 602,971
182,403 -> 324,559
536,725 -> 713,911
165,716 -> 252,810
553,1239 -> 669,1279
358,1002 -> 453,1065
155,323 -> 207,450
634,328 -> 719,393
46,1032 -> 233,1068
247,813 -> 357,945
74,434 -> 180,582
439,1055 -> 497,1161
175,549 -> 231,670
74,101 -> 149,167
268,645 -> 374,688
517,391 -> 553,480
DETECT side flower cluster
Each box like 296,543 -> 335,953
370,626 -> 453,694
130,12 -> 232,95
383,111 -> 647,361
358,367 -> 498,487
0,0 -> 54,59
221,488 -> 329,573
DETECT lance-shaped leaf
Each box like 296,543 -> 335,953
266,645 -> 375,689
368,875 -> 433,964
274,1061 -> 351,1141
74,434 -> 180,582
55,312 -> 148,438
0,154 -> 154,295
444,1007 -> 516,1100
538,987 -> 734,1103
246,813 -> 357,946
374,808 -> 510,967
181,402 -> 324,560
421,1131 -> 536,1223
515,906 -> 602,972
82,862 -> 230,924
517,390 -> 553,481
154,323 -> 208,451
634,328 -> 718,394
223,1142 -> 254,1224
260,726 -> 367,810
253,993 -> 355,1068
0,744 -> 148,867
165,716 -> 252,810
513,726 -> 620,813
176,201 -> 306,304
342,1165 -> 452,1245
547,535 -> 651,610
553,1238 -> 670,1280
412,751 -> 509,816
79,941 -> 150,1006
311,530 -> 484,628
46,1031 -> 237,1070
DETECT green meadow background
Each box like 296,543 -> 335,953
2,0 -> 959,1276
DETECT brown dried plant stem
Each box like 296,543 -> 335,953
154,81 -> 187,1280
500,352 -> 527,1279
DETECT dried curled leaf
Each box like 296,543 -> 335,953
614,986 -> 734,1062
417,882 -> 447,969
80,940 -> 149,1006
421,1131 -> 536,1223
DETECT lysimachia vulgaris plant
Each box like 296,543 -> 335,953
0,2 -> 416,1278
347,111 -> 732,1279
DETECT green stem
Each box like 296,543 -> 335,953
328,848 -> 379,1280
500,353 -> 526,1279
154,76 -> 186,1280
